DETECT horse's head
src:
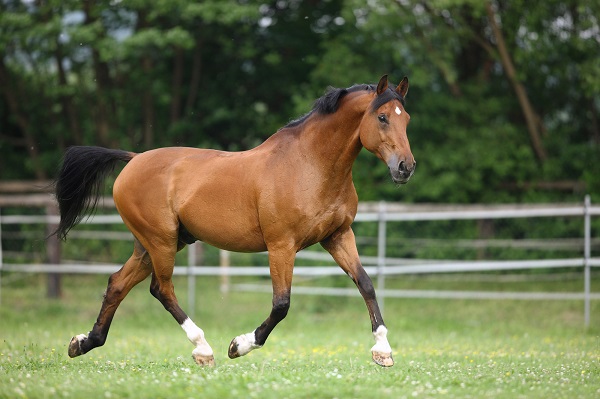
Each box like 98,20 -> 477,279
359,75 -> 415,185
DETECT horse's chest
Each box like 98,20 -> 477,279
300,207 -> 352,248
264,192 -> 355,248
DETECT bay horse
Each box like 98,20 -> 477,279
55,74 -> 415,367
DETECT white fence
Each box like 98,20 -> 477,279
1,196 -> 599,326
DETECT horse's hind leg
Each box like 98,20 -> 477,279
68,239 -> 152,357
148,243 -> 214,366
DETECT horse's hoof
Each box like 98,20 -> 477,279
192,352 -> 215,367
372,351 -> 394,367
228,338 -> 241,359
68,334 -> 86,358
228,332 -> 260,359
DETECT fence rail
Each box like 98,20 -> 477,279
1,196 -> 599,326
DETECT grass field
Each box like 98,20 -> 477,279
1,273 -> 599,398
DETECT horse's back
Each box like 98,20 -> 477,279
114,147 -> 213,206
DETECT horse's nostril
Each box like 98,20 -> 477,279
398,160 -> 406,172
397,160 -> 415,175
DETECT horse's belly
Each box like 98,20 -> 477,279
176,186 -> 266,252
182,215 -> 267,253
167,151 -> 268,252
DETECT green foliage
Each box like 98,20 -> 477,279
0,0 -> 599,198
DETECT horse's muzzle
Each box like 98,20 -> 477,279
389,158 -> 415,185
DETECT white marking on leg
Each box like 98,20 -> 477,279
233,329 -> 261,356
181,318 -> 213,357
395,106 -> 401,115
370,325 -> 392,354
76,333 -> 87,342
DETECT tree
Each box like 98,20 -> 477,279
0,0 -> 598,206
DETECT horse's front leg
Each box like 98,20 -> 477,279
321,227 -> 394,367
228,248 -> 294,359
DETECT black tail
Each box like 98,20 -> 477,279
54,146 -> 135,240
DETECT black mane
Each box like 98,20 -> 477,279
283,83 -> 405,129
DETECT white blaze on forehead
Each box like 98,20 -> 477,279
395,106 -> 402,115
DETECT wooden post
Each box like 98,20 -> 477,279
220,249 -> 230,294
187,241 -> 205,319
0,207 -> 3,307
476,219 -> 495,260
45,203 -> 61,298
583,195 -> 591,328
377,201 -> 386,317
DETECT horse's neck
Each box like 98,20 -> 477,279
299,97 -> 369,175
259,92 -> 372,183
304,119 -> 361,172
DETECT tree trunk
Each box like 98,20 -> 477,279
55,38 -> 83,145
185,37 -> 203,115
170,46 -> 184,123
134,9 -> 155,149
83,0 -> 113,146
485,1 -> 547,162
142,56 -> 154,149
0,57 -> 47,179
589,101 -> 600,145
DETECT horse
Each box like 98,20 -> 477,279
54,74 -> 415,367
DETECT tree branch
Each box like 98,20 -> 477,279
395,1 -> 462,96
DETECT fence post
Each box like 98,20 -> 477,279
220,249 -> 230,294
584,195 -> 591,328
187,242 -> 197,319
45,203 -> 61,298
377,201 -> 387,316
0,208 -> 3,307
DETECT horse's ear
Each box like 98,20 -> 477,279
396,76 -> 409,98
376,74 -> 389,95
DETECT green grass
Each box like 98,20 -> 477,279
1,273 -> 599,398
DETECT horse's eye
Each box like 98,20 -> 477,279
378,114 -> 388,124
